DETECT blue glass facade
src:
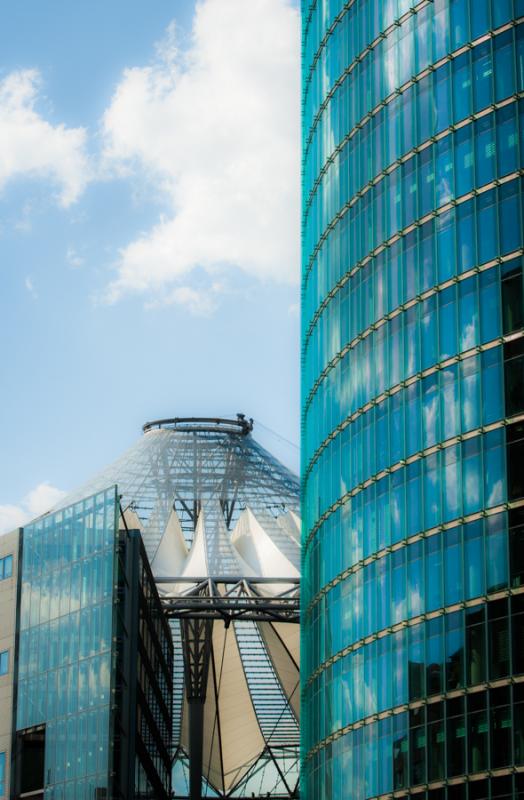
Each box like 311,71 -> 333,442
301,2 -> 524,798
16,488 -> 118,799
14,488 -> 173,800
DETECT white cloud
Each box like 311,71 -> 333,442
0,505 -> 27,535
145,283 -> 221,315
101,0 -> 300,306
0,69 -> 89,206
0,481 -> 66,535
15,202 -> 33,233
24,276 -> 37,298
26,482 -> 67,515
66,247 -> 85,268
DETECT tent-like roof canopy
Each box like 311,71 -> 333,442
55,416 -> 301,798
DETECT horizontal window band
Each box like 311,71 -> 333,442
369,767 -> 524,800
303,322 -> 522,485
302,0 -> 430,112
304,160 -> 523,307
302,91 -> 522,264
304,412 -> 524,514
366,766 -> 524,800
302,249 -> 524,467
303,339 -> 524,554
302,16 -> 521,171
303,584 -> 524,691
303,673 -> 524,762
302,170 -> 524,413
303,496 -> 524,619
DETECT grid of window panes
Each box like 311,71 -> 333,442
301,1 -> 524,798
16,488 -> 118,800
0,554 -> 13,580
134,536 -> 173,799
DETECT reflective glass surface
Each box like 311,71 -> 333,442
301,1 -> 524,797
0,555 -> 13,580
16,488 -> 118,800
0,651 -> 8,676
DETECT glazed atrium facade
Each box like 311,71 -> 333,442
301,1 -> 524,799
13,489 -> 173,800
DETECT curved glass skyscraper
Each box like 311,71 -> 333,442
301,2 -> 524,799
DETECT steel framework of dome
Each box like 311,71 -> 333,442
55,415 -> 301,800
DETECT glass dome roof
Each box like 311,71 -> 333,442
55,415 -> 300,566
54,415 -> 301,798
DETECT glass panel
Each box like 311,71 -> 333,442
468,705 -> 488,772
3,556 -> 13,580
0,651 -> 8,676
445,611 -> 464,690
444,527 -> 462,604
502,258 -> 524,335
466,606 -> 486,685
447,699 -> 466,776
0,751 -> 5,797
16,488 -> 117,799
464,521 -> 483,599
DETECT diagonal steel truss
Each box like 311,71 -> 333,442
171,744 -> 300,799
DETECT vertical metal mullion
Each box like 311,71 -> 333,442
486,602 -> 493,774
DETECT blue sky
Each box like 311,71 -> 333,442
0,0 -> 300,531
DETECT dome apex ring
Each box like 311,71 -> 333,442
142,413 -> 254,436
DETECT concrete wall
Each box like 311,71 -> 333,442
0,530 -> 19,800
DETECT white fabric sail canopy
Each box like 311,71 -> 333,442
156,501 -> 300,796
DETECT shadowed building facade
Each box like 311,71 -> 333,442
301,1 -> 524,799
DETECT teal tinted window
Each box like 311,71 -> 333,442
0,555 -> 13,580
0,752 -> 4,797
17,488 -> 117,800
0,651 -> 8,676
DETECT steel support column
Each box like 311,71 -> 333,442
188,699 -> 205,800
181,603 -> 213,800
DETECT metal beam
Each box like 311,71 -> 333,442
156,576 -> 300,585
157,576 -> 300,622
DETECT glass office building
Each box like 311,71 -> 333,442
13,487 -> 173,800
301,2 -> 524,799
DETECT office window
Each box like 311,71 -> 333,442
0,556 -> 13,581
0,751 -> 5,797
0,651 -> 8,676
